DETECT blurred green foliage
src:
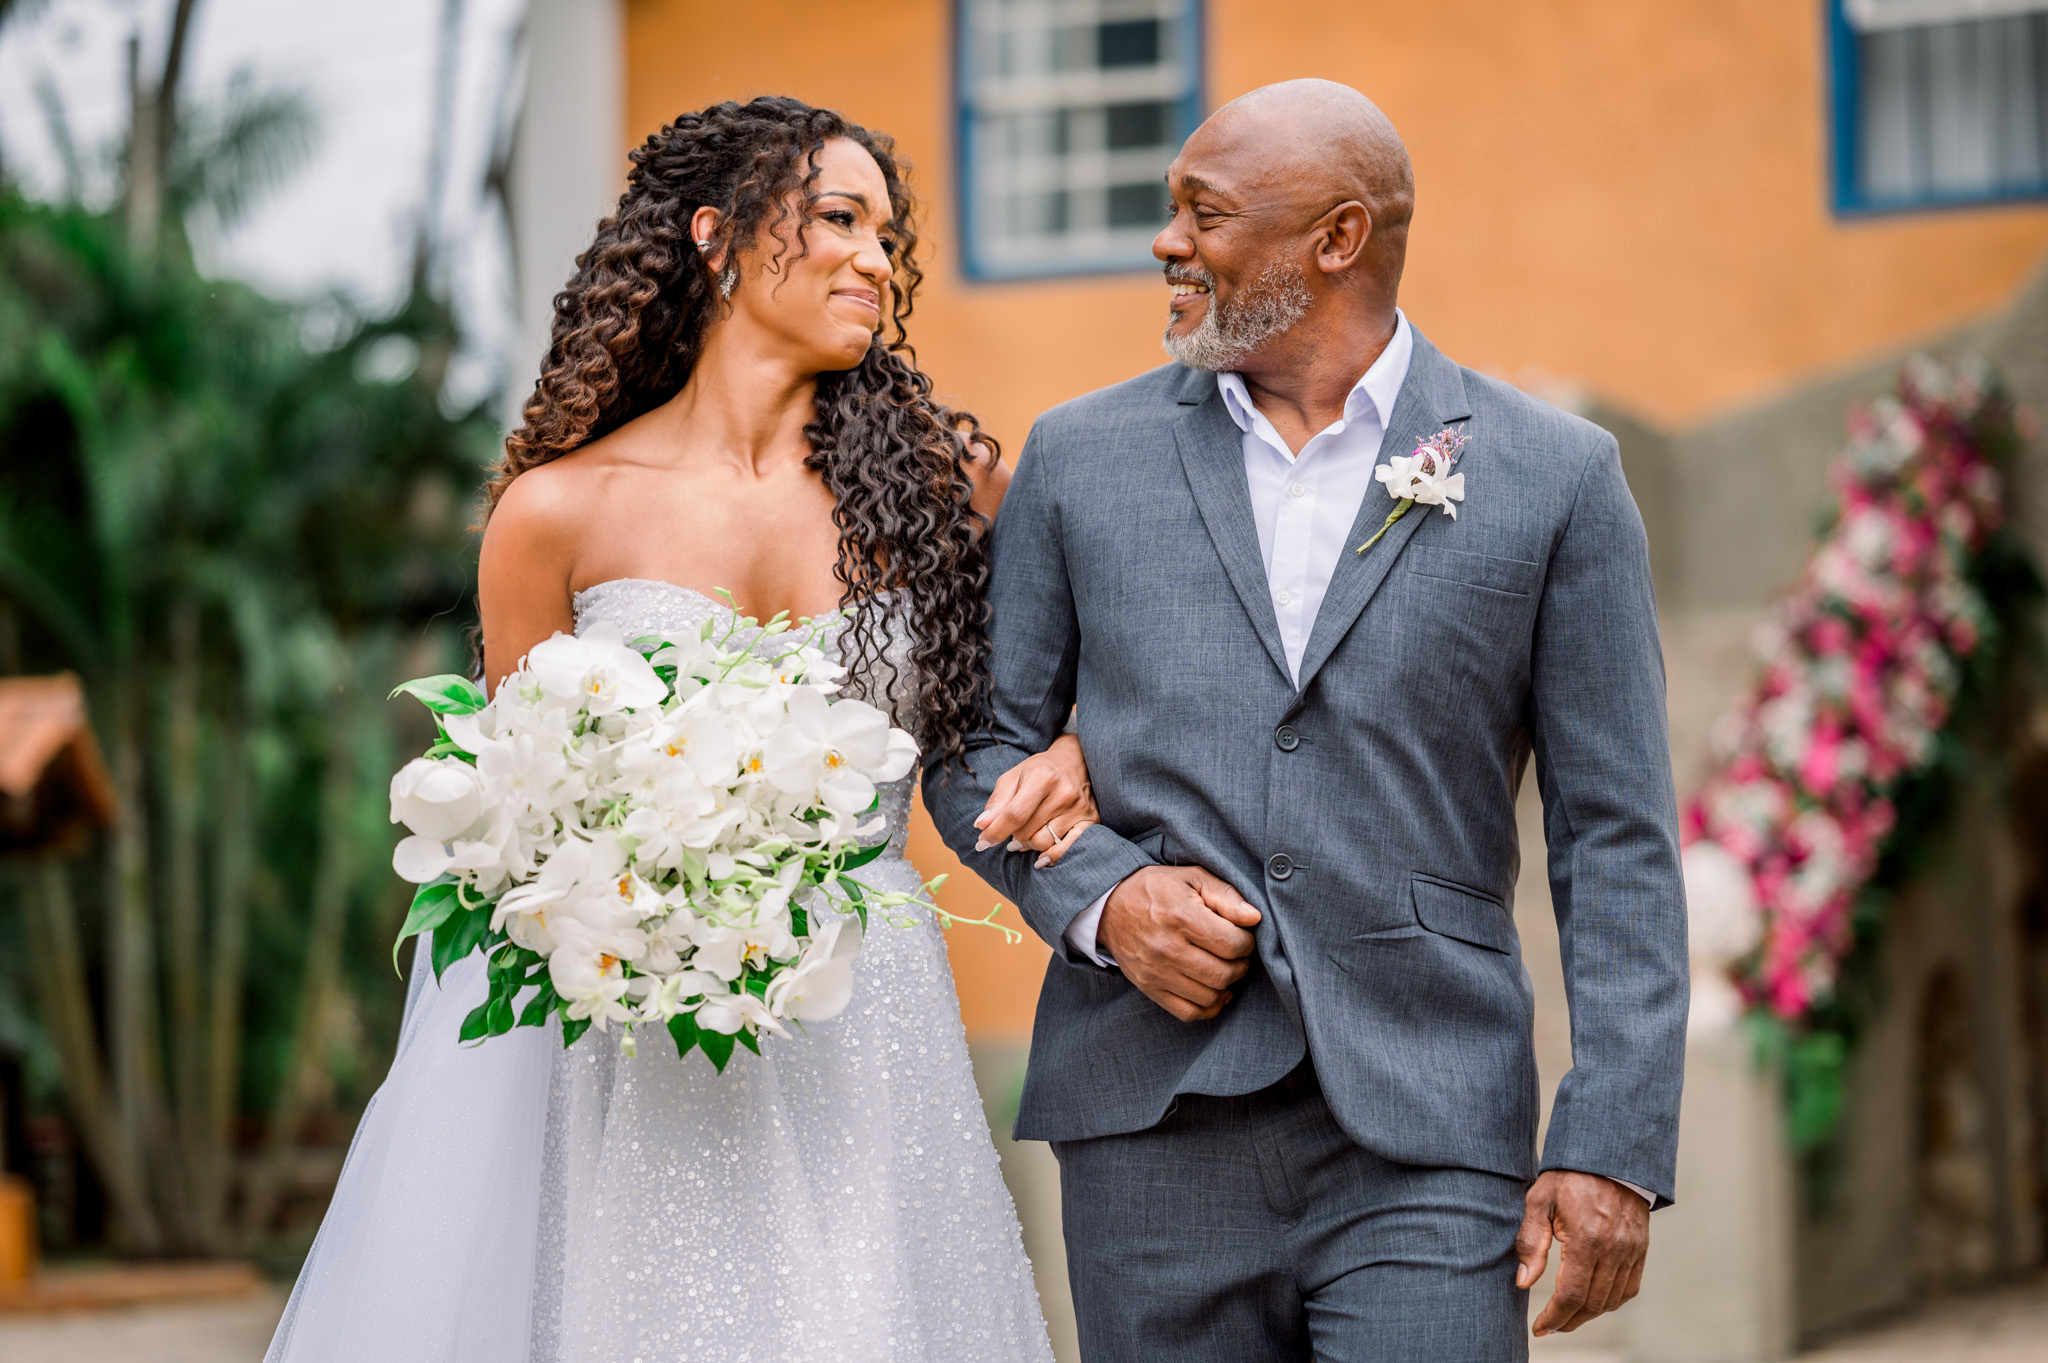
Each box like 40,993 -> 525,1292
0,183 -> 496,1252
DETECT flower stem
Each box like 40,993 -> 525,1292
1355,498 -> 1414,554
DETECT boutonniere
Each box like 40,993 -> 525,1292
1356,426 -> 1469,554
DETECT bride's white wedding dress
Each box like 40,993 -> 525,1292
267,580 -> 1054,1363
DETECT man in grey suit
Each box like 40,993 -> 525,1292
926,79 -> 1687,1361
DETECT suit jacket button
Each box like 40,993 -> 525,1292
1275,725 -> 1300,752
1266,853 -> 1294,881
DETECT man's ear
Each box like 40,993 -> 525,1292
1313,201 -> 1371,276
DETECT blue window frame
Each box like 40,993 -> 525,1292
956,0 -> 1204,280
1830,0 -> 2048,214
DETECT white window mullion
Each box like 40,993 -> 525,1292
1847,0 -> 2048,30
1995,16 -> 2043,185
1925,20 -> 1996,192
961,0 -> 1198,276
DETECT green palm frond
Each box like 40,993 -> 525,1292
171,70 -> 320,232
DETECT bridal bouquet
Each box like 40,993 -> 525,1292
385,609 -> 923,1069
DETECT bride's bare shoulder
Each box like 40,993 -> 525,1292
480,444 -> 616,588
485,436 -> 629,547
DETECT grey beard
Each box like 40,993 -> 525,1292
1162,262 -> 1315,372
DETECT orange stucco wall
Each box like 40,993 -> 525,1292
623,0 -> 2048,1038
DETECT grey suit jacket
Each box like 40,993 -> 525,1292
924,327 -> 1688,1201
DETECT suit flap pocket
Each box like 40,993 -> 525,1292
1411,875 -> 1514,953
1129,827 -> 1167,861
1404,545 -> 1541,597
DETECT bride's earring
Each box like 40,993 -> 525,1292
696,238 -> 734,300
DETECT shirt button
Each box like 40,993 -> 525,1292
1275,590 -> 1292,606
1275,725 -> 1300,752
1266,853 -> 1294,881
1289,482 -> 1306,498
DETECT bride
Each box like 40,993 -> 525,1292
267,96 -> 1097,1362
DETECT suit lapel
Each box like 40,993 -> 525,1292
1292,332 -> 1474,696
1171,371 -> 1293,686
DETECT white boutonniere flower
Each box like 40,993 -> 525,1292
1357,426 -> 1470,554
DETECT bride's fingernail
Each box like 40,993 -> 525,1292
973,813 -> 992,828
1034,856 -> 1052,869
974,838 -> 994,852
1006,839 -> 1028,853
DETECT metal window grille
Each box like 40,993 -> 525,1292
1833,0 -> 2048,210
957,0 -> 1203,278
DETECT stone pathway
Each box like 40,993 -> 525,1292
1800,1274 -> 2048,1361
1531,1273 -> 2048,1363
0,1290 -> 284,1362
0,1276 -> 2042,1360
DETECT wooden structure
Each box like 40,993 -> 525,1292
0,674 -> 115,857
0,674 -> 116,1295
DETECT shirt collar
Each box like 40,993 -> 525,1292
1217,308 -> 1413,438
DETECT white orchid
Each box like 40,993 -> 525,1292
525,621 -> 667,715
690,907 -> 801,982
1375,448 -> 1466,516
1357,426 -> 1472,554
764,919 -> 860,1022
761,689 -> 917,814
548,937 -> 633,1031
392,822 -> 510,891
695,988 -> 786,1038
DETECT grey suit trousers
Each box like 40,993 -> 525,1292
1054,1059 -> 1529,1363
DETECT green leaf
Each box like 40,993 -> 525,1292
431,904 -> 489,982
698,1027 -> 736,1073
790,906 -> 809,939
1786,1030 -> 1849,1154
735,1028 -> 761,1056
487,941 -> 540,983
560,1013 -> 592,1049
486,993 -> 517,1037
393,880 -> 461,973
666,1010 -> 702,1060
839,875 -> 869,932
390,674 -> 487,715
423,738 -> 475,761
459,1000 -> 492,1043
838,841 -> 887,872
518,982 -> 560,1029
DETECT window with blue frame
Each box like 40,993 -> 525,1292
957,0 -> 1203,279
1832,0 -> 2048,212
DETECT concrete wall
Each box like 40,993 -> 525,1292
510,0 -> 622,410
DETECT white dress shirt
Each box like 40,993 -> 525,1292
1062,312 -> 1414,967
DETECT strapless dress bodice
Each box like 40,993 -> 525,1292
571,577 -> 920,858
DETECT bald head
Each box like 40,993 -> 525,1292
1201,79 -> 1415,244
1154,79 -> 1412,380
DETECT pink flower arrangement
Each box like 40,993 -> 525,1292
1683,359 -> 2008,1023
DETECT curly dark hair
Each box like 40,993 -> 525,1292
491,96 -> 994,766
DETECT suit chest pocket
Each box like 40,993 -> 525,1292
1402,545 -> 1541,597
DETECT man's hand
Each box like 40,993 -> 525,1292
1098,865 -> 1262,1022
1515,1170 -> 1651,1336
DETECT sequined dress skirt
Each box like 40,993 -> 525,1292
266,579 -> 1054,1363
527,826 -> 1049,1361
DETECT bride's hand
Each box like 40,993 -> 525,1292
973,734 -> 1098,868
